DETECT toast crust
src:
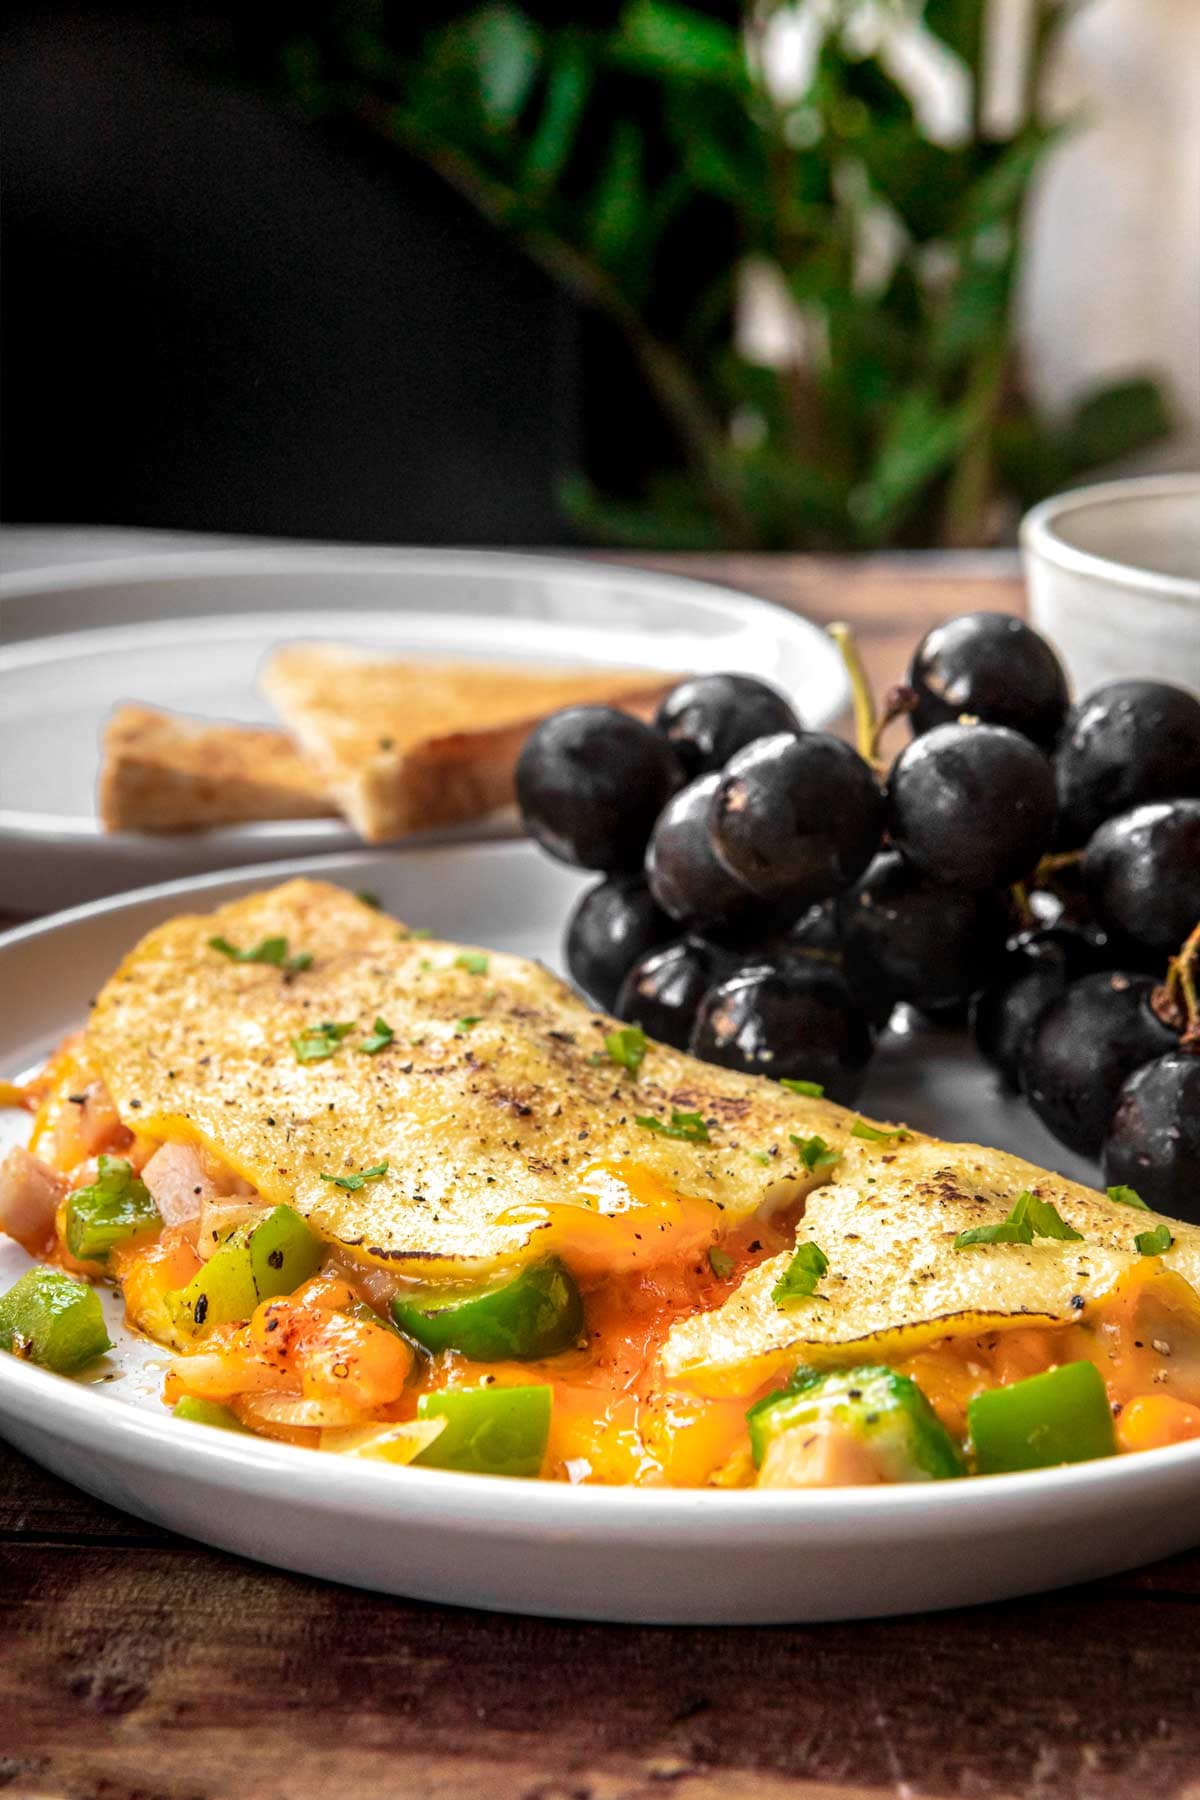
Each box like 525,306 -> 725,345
261,645 -> 676,842
99,704 -> 332,834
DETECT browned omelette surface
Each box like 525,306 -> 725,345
84,879 -> 863,1274
662,1137 -> 1200,1391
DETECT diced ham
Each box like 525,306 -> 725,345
323,1246 -> 405,1312
0,1146 -> 66,1255
142,1142 -> 219,1226
756,1420 -> 888,1489
52,1079 -> 129,1167
143,1143 -> 259,1241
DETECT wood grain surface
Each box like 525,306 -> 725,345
8,553 -> 1200,1800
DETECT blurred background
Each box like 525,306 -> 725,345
3,0 -> 1196,552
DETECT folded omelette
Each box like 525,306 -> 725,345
4,875 -> 1195,1487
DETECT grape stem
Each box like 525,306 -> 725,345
870,685 -> 919,761
1155,919 -> 1200,1049
1010,881 -> 1035,929
1032,850 -> 1083,883
828,622 -> 879,769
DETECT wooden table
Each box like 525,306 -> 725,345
7,552 -> 1200,1800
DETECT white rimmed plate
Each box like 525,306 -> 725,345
0,547 -> 849,913
3,841 -> 1195,1627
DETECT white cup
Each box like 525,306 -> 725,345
1020,473 -> 1200,698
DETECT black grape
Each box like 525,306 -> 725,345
516,706 -> 682,873
1082,800 -> 1200,954
1104,1051 -> 1200,1223
564,875 -> 676,1011
1020,971 -> 1178,1158
837,851 -> 1008,1011
709,731 -> 883,906
887,723 -> 1057,891
908,612 -> 1069,749
654,673 -> 801,778
1055,680 -> 1200,846
690,957 -> 873,1106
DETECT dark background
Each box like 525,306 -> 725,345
2,3 -> 727,545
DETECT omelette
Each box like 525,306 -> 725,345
4,877 -> 1200,1488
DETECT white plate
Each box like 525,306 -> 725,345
3,842 -> 1197,1626
0,546 -> 848,913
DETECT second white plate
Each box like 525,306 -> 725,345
0,546 -> 848,911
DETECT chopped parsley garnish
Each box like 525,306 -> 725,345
750,1151 -> 772,1167
1136,1223 -> 1173,1257
355,890 -> 382,909
604,1025 -> 647,1079
455,1016 -> 482,1035
455,951 -> 490,976
359,1017 -> 395,1055
779,1078 -> 825,1098
790,1133 -> 842,1174
1107,1185 -> 1149,1211
209,934 -> 313,975
292,1020 -> 354,1063
707,1246 -> 735,1279
772,1241 -> 828,1304
635,1109 -> 710,1144
319,1160 -> 389,1192
954,1190 -> 1083,1250
850,1118 -> 910,1143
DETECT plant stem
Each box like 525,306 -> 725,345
828,622 -> 878,766
1010,881 -> 1035,929
870,684 -> 918,762
942,336 -> 1008,548
1033,849 -> 1083,882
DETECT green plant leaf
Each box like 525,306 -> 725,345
521,35 -> 593,190
930,247 -> 1012,368
853,389 -> 972,538
859,134 -> 975,241
560,473 -> 725,551
1060,377 -> 1174,476
922,0 -> 987,66
955,130 -> 1061,234
587,119 -> 645,270
615,0 -> 744,83
469,5 -> 542,130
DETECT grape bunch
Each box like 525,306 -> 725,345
515,617 -> 1200,1213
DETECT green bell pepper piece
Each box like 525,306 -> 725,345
64,1155 -> 160,1264
413,1384 -> 552,1477
392,1257 -> 583,1361
0,1267 -> 111,1373
172,1396 -> 248,1432
747,1364 -> 965,1481
167,1203 -> 325,1336
969,1360 -> 1116,1474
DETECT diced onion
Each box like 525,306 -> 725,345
321,1247 -> 405,1312
196,1201 -> 266,1259
237,1394 -> 366,1431
319,1419 -> 446,1462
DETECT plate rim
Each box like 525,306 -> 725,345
3,838 -> 1199,1530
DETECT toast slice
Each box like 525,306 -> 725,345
99,704 -> 333,834
261,645 -> 676,843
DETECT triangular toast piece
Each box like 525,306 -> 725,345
260,645 -> 676,843
99,704 -> 332,833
